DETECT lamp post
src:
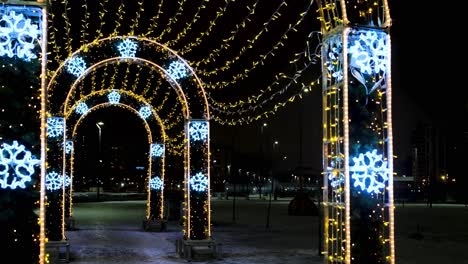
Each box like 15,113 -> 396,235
96,121 -> 104,201
266,140 -> 278,229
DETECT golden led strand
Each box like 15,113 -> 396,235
39,7 -> 48,264
129,0 -> 145,36
165,0 -> 210,47
144,0 -> 165,38
96,0 -> 111,39
194,0 -> 280,68
79,0 -> 90,46
179,0 -> 232,55
208,56 -> 318,111
111,2 -> 126,37
130,65 -> 144,92
48,6 -> 63,68
61,0 -> 73,56
157,0 -> 188,42
201,2 -> 313,90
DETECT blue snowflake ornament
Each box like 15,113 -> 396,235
0,10 -> 41,61
189,121 -> 208,141
350,149 -> 389,194
149,176 -> 163,191
139,105 -> 152,119
107,90 -> 121,104
47,117 -> 65,138
0,141 -> 40,189
151,144 -> 164,158
75,102 -> 89,115
117,38 -> 138,58
166,61 -> 188,80
46,171 -> 63,191
189,172 -> 208,192
348,30 -> 388,75
66,56 -> 87,78
65,140 -> 73,155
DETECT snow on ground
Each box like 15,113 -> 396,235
66,199 -> 468,263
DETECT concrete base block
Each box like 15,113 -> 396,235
46,240 -> 70,263
176,238 -> 222,261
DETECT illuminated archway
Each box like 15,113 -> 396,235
65,90 -> 169,226
44,37 -> 211,247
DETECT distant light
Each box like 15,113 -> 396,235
263,123 -> 268,127
97,121 -> 104,126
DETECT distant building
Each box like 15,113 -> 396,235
411,124 -> 447,201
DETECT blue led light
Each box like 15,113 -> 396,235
0,9 -> 41,61
117,38 -> 138,58
75,102 -> 89,115
350,149 -> 389,194
151,144 -> 164,158
149,176 -> 163,191
45,171 -> 63,191
166,61 -> 188,80
66,56 -> 87,78
107,90 -> 121,104
47,117 -> 65,138
189,172 -> 208,192
139,105 -> 152,119
64,174 -> 71,188
348,30 -> 388,75
0,141 -> 40,189
325,35 -> 343,82
65,140 -> 73,155
189,121 -> 208,142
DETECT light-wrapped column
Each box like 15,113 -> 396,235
46,116 -> 65,241
319,0 -> 394,263
185,120 -> 210,240
148,143 -> 165,220
0,3 -> 46,262
64,140 -> 73,218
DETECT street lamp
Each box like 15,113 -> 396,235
96,121 -> 104,201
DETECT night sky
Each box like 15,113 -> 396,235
75,1 -> 467,182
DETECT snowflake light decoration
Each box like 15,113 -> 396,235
166,61 -> 188,80
325,36 -> 343,82
64,174 -> 71,188
327,168 -> 344,190
350,149 -> 389,194
107,90 -> 121,104
189,121 -> 208,141
151,144 -> 164,158
348,30 -> 388,75
117,38 -> 138,58
0,141 -> 40,189
65,140 -> 73,155
189,172 -> 208,192
139,105 -> 152,119
149,176 -> 163,191
0,10 -> 41,61
45,171 -> 63,191
75,102 -> 89,115
66,56 -> 87,78
47,117 -> 64,138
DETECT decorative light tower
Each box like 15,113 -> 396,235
318,1 -> 394,263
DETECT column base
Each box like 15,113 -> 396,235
176,238 -> 223,261
46,240 -> 70,263
142,218 -> 167,232
65,216 -> 76,230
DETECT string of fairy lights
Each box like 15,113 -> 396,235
46,0 -> 320,127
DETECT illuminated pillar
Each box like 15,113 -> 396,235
185,119 -> 210,240
318,0 -> 394,263
148,143 -> 165,220
0,2 -> 47,263
46,116 -> 66,241
64,140 -> 73,219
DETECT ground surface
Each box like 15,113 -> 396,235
65,198 -> 468,263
